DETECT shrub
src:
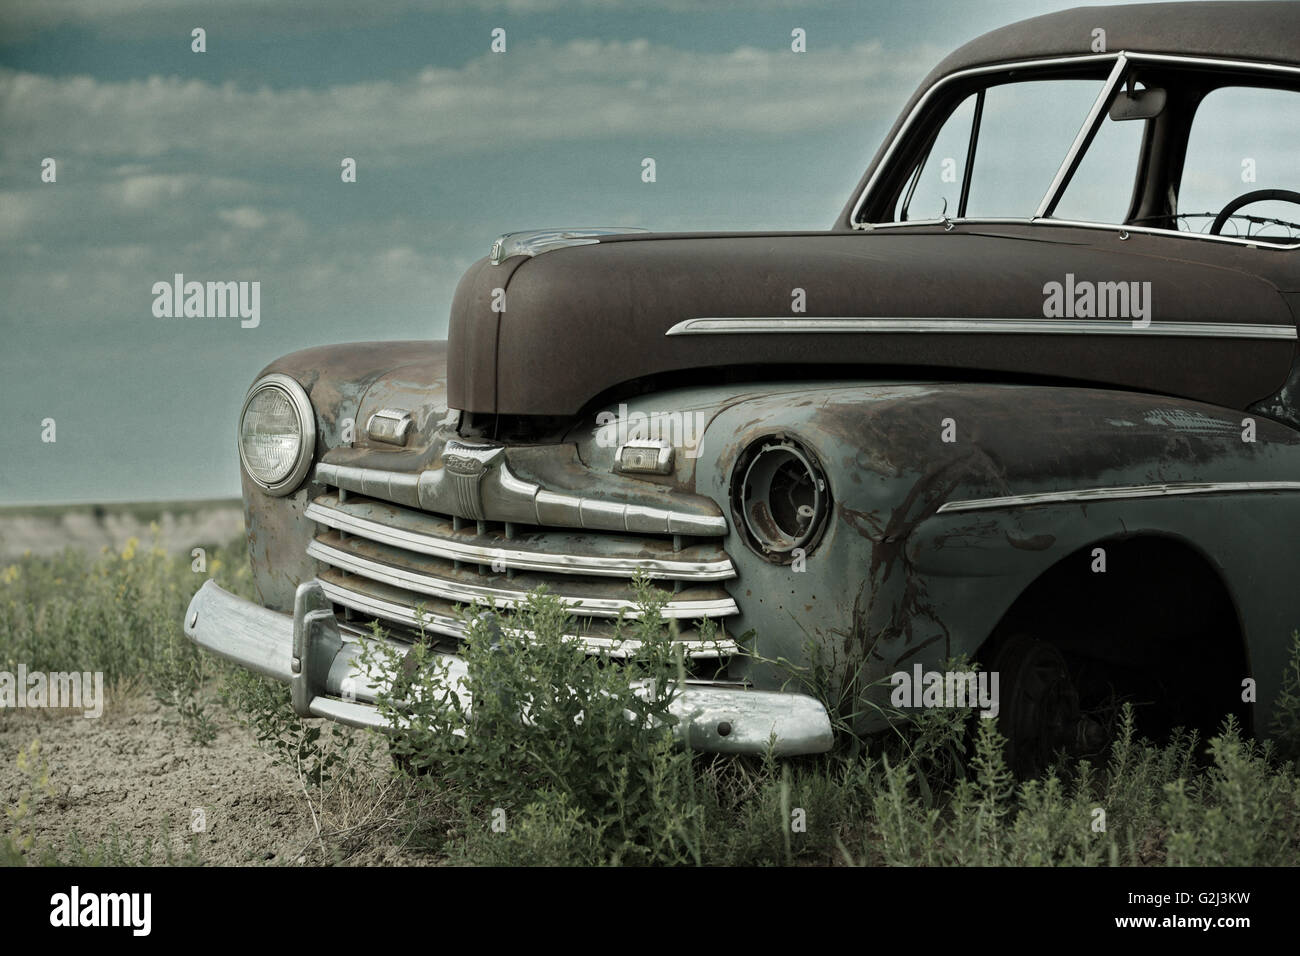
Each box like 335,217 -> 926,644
363,578 -> 705,865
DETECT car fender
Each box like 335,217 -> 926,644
691,381 -> 1300,728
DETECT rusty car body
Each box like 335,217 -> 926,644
186,2 -> 1300,765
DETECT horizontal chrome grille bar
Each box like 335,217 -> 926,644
315,452 -> 728,537
305,494 -> 735,581
307,534 -> 738,619
317,572 -> 739,659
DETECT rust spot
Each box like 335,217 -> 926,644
1005,530 -> 1055,551
839,504 -> 885,540
895,633 -> 944,664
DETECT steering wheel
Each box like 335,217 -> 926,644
1209,188 -> 1300,236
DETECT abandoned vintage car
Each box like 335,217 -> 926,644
186,2 -> 1300,767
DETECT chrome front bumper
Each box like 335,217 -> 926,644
183,579 -> 835,756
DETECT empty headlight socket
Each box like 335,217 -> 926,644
729,434 -> 832,564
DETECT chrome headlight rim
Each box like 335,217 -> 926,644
238,372 -> 316,496
730,434 -> 832,564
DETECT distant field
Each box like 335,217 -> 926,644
0,499 -> 243,562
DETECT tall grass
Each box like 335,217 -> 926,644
0,532 -> 253,739
362,587 -> 1300,867
3,538 -> 1300,866
0,531 -> 253,680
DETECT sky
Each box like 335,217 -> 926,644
0,0 -> 1253,504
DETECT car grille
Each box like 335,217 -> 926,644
304,487 -> 741,659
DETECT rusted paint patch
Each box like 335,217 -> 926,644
1005,530 -> 1055,551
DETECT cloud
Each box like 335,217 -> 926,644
0,38 -> 934,164
0,191 -> 42,241
0,33 -> 936,345
117,173 -> 214,208
0,0 -> 828,36
216,206 -> 268,230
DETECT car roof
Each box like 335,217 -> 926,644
935,2 -> 1300,77
836,1 -> 1300,230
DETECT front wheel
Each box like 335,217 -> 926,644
989,633 -> 1105,777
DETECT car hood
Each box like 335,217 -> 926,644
445,229 -> 1295,417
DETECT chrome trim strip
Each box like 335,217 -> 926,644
1126,51 -> 1300,78
1038,217 -> 1300,251
304,500 -> 737,580
867,215 -> 1300,251
317,578 -> 739,659
315,454 -> 729,537
306,538 -> 738,619
1035,55 -> 1128,218
314,462 -> 422,508
864,216 -> 1033,229
938,480 -> 1300,514
665,317 -> 1296,340
851,51 -> 1300,251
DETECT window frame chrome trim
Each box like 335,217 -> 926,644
1030,217 -> 1300,249
865,215 -> 1300,250
848,52 -> 1122,228
1034,55 -> 1129,218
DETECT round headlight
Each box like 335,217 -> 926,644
238,373 -> 315,495
731,436 -> 831,563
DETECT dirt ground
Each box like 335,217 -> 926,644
0,690 -> 422,866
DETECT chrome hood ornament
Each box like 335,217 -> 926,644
489,227 -> 648,265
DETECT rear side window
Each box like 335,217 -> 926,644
893,94 -> 975,222
1178,86 -> 1300,240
